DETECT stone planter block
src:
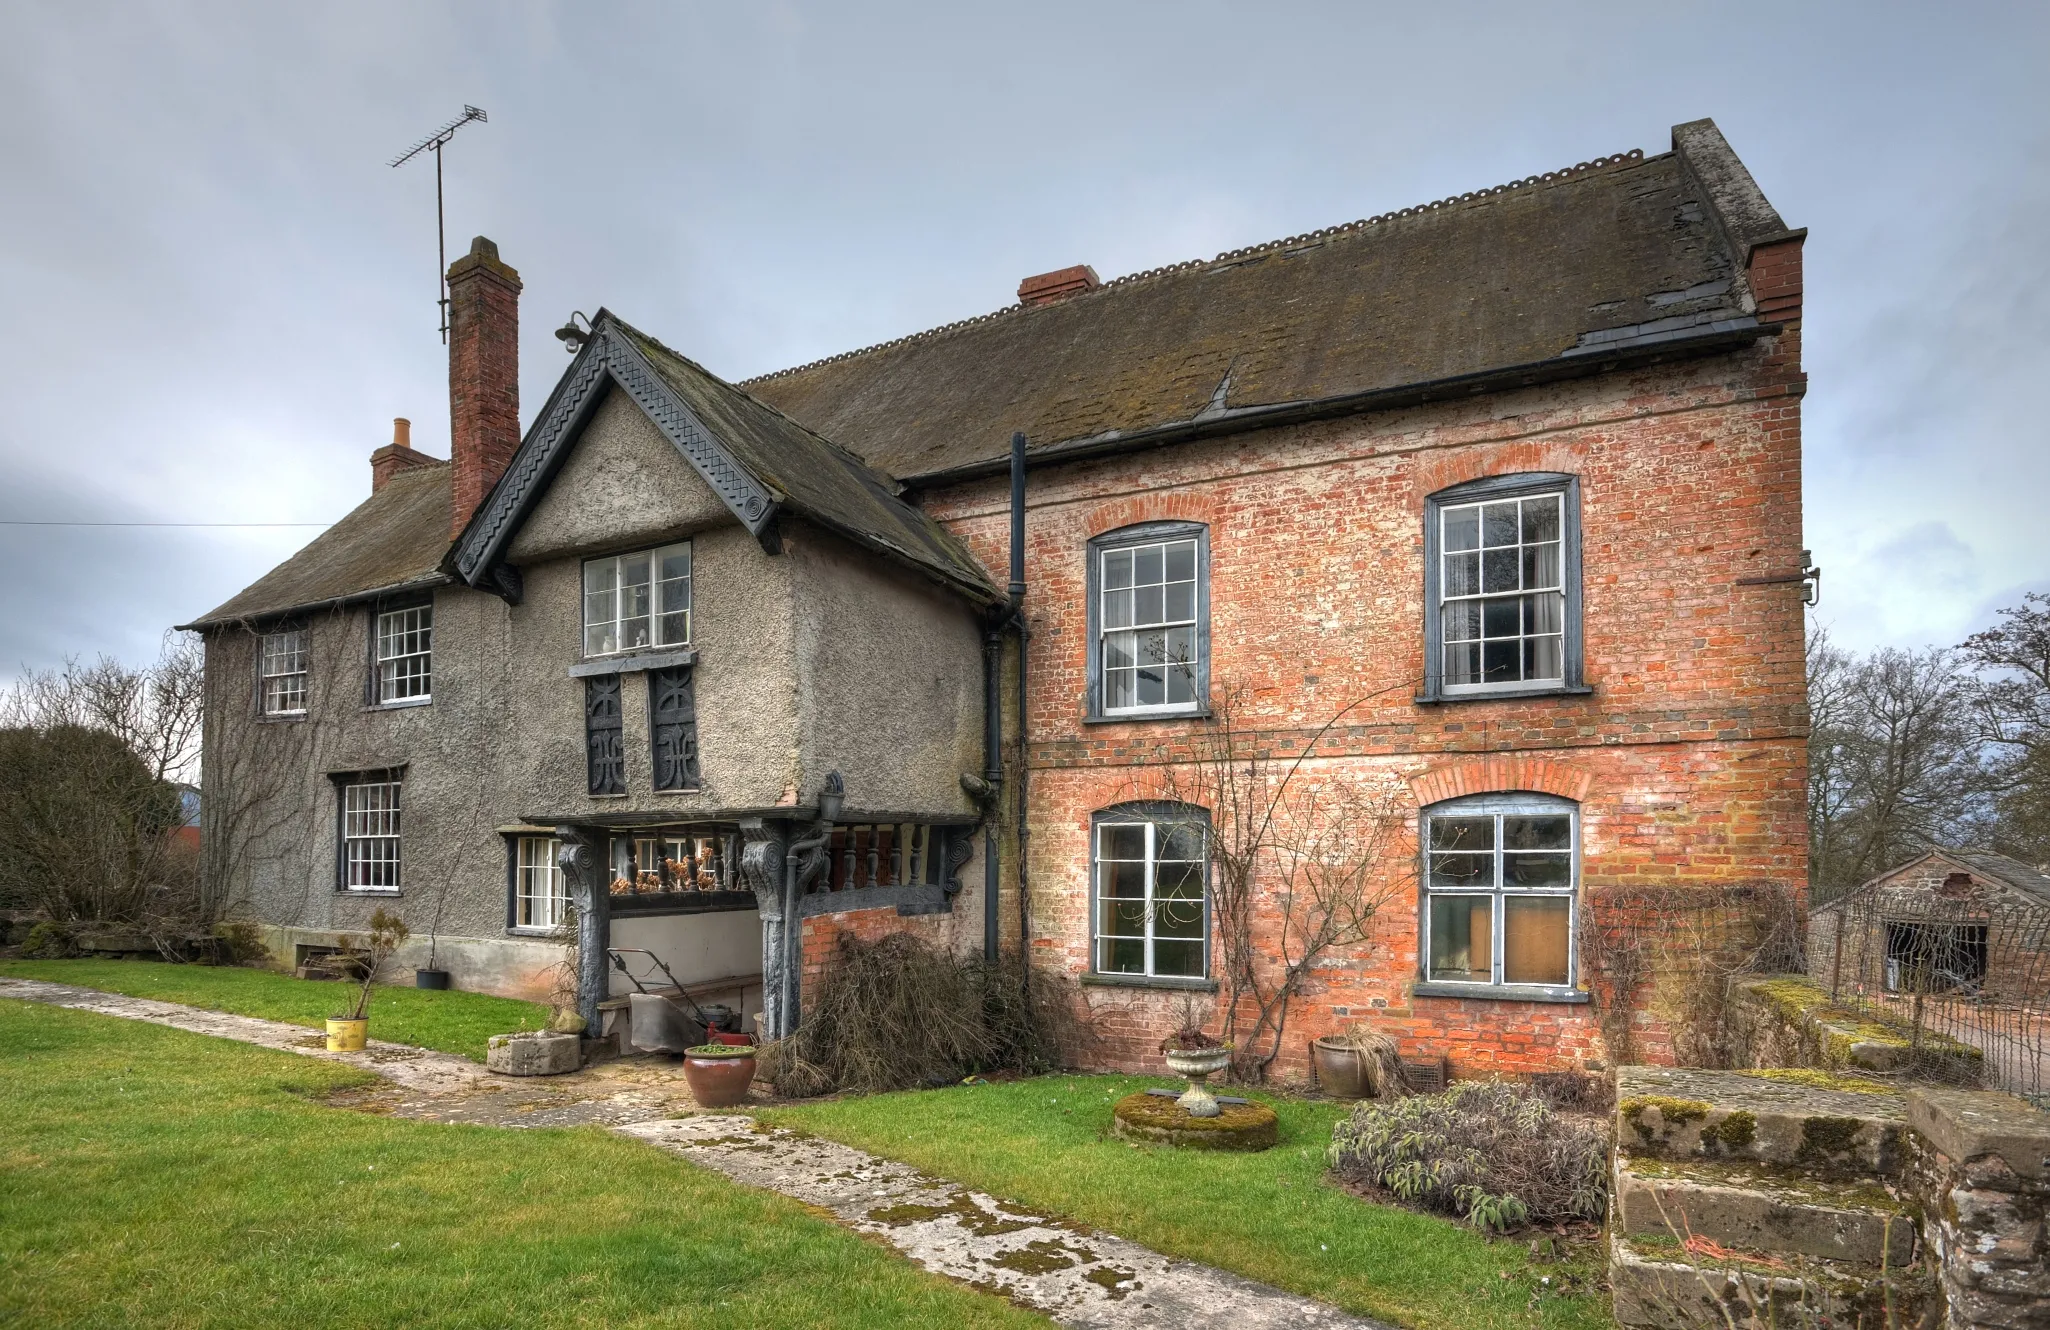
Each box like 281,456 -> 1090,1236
487,1031 -> 582,1076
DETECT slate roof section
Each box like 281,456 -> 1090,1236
745,121 -> 1788,482
447,314 -> 1001,606
1815,848 -> 2050,912
615,321 -> 1000,602
181,463 -> 452,629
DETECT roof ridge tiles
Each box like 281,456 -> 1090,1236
737,146 -> 1647,388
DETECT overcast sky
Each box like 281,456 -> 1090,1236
1,2 -> 2044,678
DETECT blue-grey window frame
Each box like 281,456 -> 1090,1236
1414,791 -> 1586,1003
1084,521 -> 1212,722
1088,800 -> 1213,984
1419,473 -> 1588,703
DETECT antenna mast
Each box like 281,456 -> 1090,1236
389,105 -> 488,343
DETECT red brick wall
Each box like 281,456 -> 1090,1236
446,237 -> 523,539
915,339 -> 1808,1084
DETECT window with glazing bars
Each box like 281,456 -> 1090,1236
259,629 -> 307,715
342,778 -> 402,892
1100,537 -> 1201,713
1092,807 -> 1208,978
583,542 -> 691,657
514,836 -> 566,930
374,605 -> 432,703
1423,794 -> 1576,989
1439,493 -> 1564,691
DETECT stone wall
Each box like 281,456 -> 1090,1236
1905,1088 -> 2050,1329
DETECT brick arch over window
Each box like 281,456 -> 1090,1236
1085,492 -> 1222,539
1412,441 -> 1587,500
1407,757 -> 1594,809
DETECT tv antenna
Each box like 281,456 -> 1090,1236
389,105 -> 488,342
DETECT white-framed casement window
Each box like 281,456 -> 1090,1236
1421,474 -> 1584,701
341,776 -> 403,892
259,628 -> 308,716
1441,493 -> 1563,690
1086,523 -> 1209,719
1422,793 -> 1577,991
374,604 -> 433,704
583,542 -> 691,658
1091,804 -> 1209,979
513,836 -> 567,930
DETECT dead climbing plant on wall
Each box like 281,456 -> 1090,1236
1123,683 -> 1414,1083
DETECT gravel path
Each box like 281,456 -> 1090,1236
3,976 -> 1394,1330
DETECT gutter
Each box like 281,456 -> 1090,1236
900,320 -> 1775,489
176,570 -> 455,634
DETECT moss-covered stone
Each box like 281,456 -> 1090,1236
1731,1068 -> 1895,1095
1621,1095 -> 1712,1125
1709,1110 -> 1757,1150
1110,1092 -> 1277,1151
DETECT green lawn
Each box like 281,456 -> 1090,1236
0,998 -> 1048,1330
0,959 -> 546,1062
764,1077 -> 1614,1330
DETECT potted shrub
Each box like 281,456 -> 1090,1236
1159,1009 -> 1231,1118
326,908 -> 408,1052
681,1042 -> 758,1108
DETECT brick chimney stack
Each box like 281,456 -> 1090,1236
1017,264 -> 1101,306
369,417 -> 437,494
446,236 -> 522,539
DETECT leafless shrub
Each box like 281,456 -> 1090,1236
769,931 -> 1095,1097
1579,880 -> 1803,1066
1122,682 -> 1414,1082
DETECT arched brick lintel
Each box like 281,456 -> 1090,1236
1408,756 -> 1594,808
1084,491 -> 1222,539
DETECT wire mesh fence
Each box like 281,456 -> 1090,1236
1809,890 -> 2050,1103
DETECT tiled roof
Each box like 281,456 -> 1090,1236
744,124 -> 1788,481
181,463 -> 452,629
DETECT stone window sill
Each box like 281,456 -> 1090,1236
1412,981 -> 1590,1004
1081,707 -> 1213,726
1413,684 -> 1594,705
364,697 -> 433,712
568,647 -> 697,679
1080,972 -> 1219,993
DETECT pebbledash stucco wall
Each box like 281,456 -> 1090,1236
201,384 -> 989,998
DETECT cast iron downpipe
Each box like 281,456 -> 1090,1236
1008,431 -> 1030,973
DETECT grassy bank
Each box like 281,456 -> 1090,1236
0,999 -> 1047,1329
0,959 -> 546,1062
764,1075 -> 1613,1330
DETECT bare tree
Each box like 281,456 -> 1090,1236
1123,684 -> 1413,1082
1805,626 -> 1985,901
1962,593 -> 2050,864
0,633 -> 206,930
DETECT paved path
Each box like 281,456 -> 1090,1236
2,977 -> 1393,1330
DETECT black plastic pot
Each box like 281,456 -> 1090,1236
415,968 -> 451,990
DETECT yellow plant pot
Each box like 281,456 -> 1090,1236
326,1017 -> 368,1052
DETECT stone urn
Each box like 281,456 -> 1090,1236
1162,1045 -> 1233,1118
682,1044 -> 758,1108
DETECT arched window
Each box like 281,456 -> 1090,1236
1091,802 -> 1209,979
1420,474 -> 1587,701
1420,792 -> 1578,993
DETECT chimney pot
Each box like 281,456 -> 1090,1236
1018,264 -> 1101,306
370,416 -> 437,494
447,235 -> 523,539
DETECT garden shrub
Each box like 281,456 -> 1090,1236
763,932 -> 1093,1097
1327,1080 -> 1608,1232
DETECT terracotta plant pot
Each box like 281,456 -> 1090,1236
1312,1035 -> 1372,1098
682,1045 -> 757,1107
326,1017 -> 368,1052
